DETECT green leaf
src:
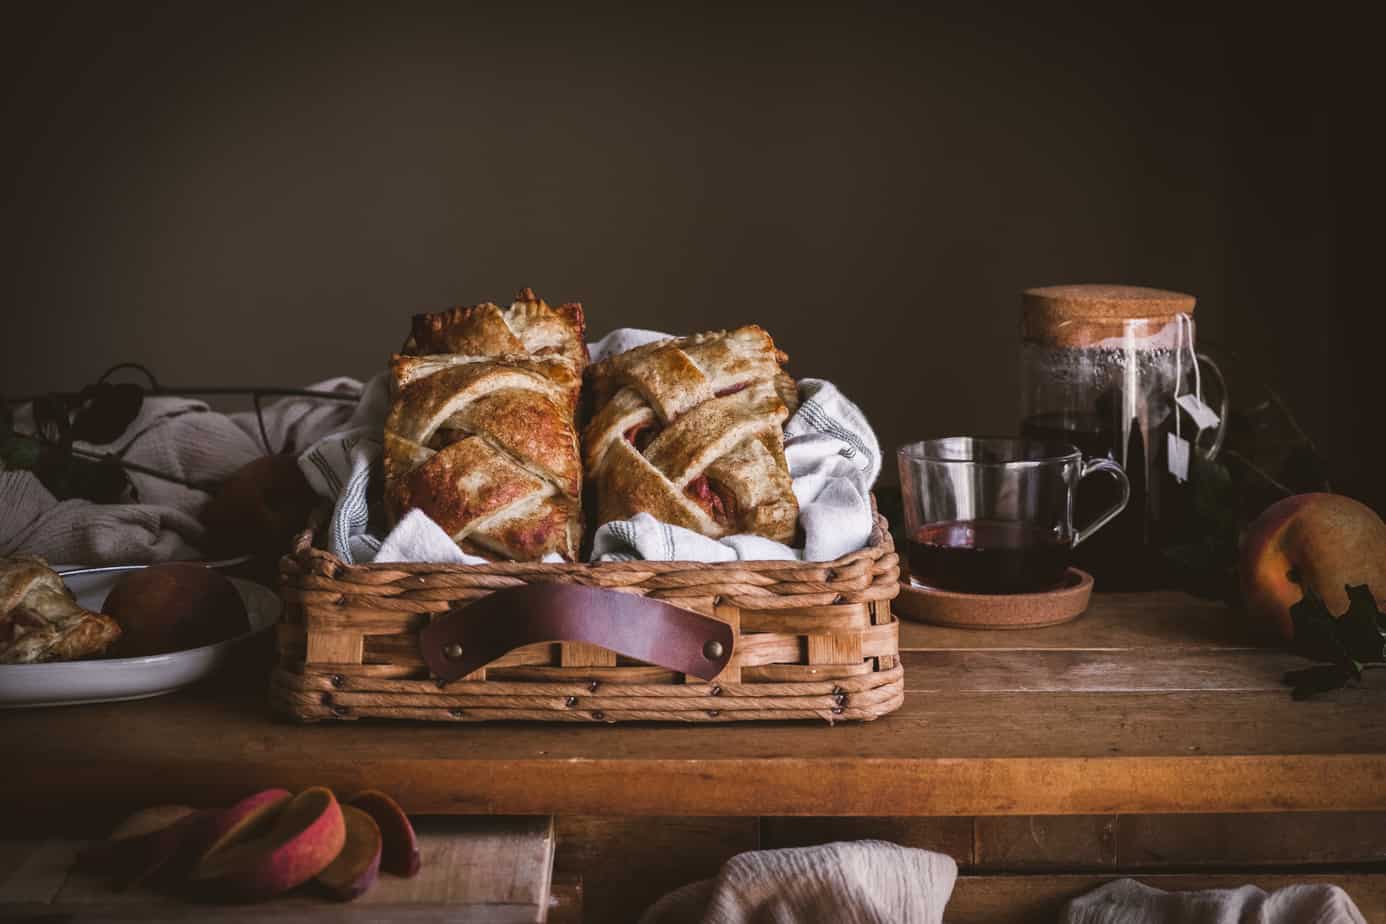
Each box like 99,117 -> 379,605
1336,584 -> 1386,664
1289,586 -> 1350,664
1282,582 -> 1386,700
1190,453 -> 1234,526
0,433 -> 43,471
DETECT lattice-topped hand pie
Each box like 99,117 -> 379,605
0,556 -> 122,664
384,289 -> 586,561
584,326 -> 799,542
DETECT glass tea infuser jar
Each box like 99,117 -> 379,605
1019,284 -> 1227,589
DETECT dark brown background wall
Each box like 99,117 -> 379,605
0,4 -> 1365,499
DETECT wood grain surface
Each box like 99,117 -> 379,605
0,817 -> 564,923
764,812 -> 1386,870
5,592 -> 1384,818
555,817 -> 758,924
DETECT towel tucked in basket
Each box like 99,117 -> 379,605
298,328 -> 882,565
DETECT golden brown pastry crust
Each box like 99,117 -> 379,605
0,556 -> 122,664
404,287 -> 588,369
584,326 -> 799,543
384,289 -> 586,561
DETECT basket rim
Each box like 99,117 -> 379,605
284,496 -> 893,579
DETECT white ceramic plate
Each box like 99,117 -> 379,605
0,566 -> 280,709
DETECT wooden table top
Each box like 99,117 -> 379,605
6,593 -> 1385,818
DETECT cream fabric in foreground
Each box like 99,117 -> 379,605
1063,878 -> 1366,924
638,843 -> 1368,924
637,840 -> 957,924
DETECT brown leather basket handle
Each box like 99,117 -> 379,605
420,584 -> 735,685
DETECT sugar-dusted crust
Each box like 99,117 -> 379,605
385,289 -> 585,561
390,352 -> 582,414
403,287 -> 588,371
587,325 -> 784,417
0,556 -> 122,664
384,362 -> 581,517
584,326 -> 799,543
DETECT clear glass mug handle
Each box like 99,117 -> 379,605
1194,352 -> 1229,461
1073,458 -> 1131,548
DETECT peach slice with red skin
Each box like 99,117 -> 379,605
117,787 -> 291,887
315,805 -> 382,901
77,805 -> 198,888
108,805 -> 199,841
349,790 -> 422,877
158,788 -> 293,879
192,787 -> 346,901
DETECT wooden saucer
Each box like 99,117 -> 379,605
895,567 -> 1094,629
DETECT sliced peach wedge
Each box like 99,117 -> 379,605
191,787 -> 346,901
158,788 -> 293,883
108,805 -> 200,841
79,793 -> 291,890
76,805 -> 199,889
315,805 -> 382,901
349,789 -> 422,877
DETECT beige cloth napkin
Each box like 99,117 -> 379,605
638,843 -> 1367,924
0,380 -> 360,564
637,841 -> 958,924
1063,878 -> 1366,924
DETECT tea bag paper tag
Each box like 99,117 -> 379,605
1167,432 -> 1191,483
1176,393 -> 1222,431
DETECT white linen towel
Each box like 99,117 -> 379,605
637,841 -> 957,924
299,328 -> 881,565
637,846 -> 1366,924
1063,878 -> 1366,924
1,379 -> 360,564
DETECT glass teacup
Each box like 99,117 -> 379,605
896,437 -> 1130,594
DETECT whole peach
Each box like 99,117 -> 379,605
1240,493 -> 1386,640
200,455 -> 318,558
103,563 -> 250,656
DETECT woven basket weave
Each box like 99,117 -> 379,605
271,505 -> 901,724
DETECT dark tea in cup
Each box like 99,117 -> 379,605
906,519 -> 1070,594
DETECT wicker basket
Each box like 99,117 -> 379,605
271,506 -> 901,724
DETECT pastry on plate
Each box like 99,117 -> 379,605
383,288 -> 586,561
584,325 -> 799,542
0,556 -> 122,664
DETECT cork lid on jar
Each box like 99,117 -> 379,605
1022,284 -> 1197,346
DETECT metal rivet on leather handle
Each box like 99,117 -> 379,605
444,643 -> 464,660
703,640 -> 724,660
